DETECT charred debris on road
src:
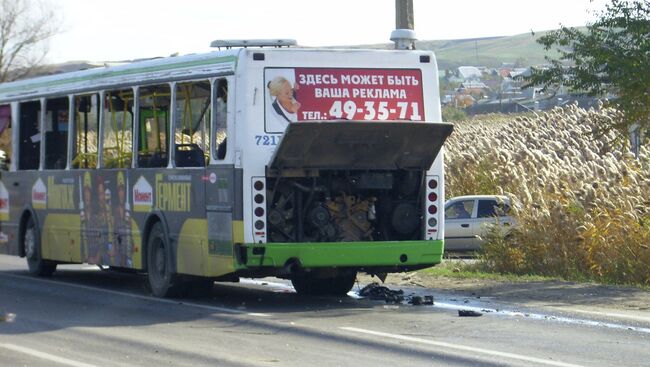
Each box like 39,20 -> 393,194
357,282 -> 482,317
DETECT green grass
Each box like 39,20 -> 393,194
419,260 -> 650,290
419,260 -> 561,283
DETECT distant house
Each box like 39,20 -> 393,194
458,81 -> 490,96
509,67 -> 530,79
498,68 -> 512,78
457,66 -> 482,80
453,94 -> 476,108
441,93 -> 454,104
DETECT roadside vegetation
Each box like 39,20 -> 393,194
422,260 -> 558,283
441,105 -> 467,122
443,104 -> 650,286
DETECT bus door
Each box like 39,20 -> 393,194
204,77 -> 238,275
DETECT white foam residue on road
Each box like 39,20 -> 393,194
239,278 -> 295,292
431,300 -> 650,334
242,278 -> 650,334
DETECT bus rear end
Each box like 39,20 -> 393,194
234,48 -> 453,295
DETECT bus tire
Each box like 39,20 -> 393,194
23,216 -> 57,276
146,222 -> 181,297
291,270 -> 356,296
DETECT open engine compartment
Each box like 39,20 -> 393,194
266,170 -> 424,243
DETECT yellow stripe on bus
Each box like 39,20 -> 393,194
42,214 -> 81,262
232,220 -> 244,244
177,218 -> 208,275
176,219 -> 240,277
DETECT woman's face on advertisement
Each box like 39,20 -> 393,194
277,81 -> 293,107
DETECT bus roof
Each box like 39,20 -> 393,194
0,47 -> 436,103
0,49 -> 241,102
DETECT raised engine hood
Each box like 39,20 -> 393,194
268,121 -> 454,171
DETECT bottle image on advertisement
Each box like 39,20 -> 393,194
118,172 -> 132,267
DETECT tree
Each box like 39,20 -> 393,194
525,0 -> 649,141
0,0 -> 60,82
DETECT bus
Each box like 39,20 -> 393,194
0,40 -> 453,297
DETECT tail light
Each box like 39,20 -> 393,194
425,176 -> 440,240
252,177 -> 266,243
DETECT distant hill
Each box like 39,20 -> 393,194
343,29 -> 564,70
25,30 -> 566,82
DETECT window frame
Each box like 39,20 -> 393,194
43,95 -> 71,170
0,103 -> 14,172
101,87 -> 136,169
445,199 -> 476,220
477,199 -> 499,219
70,92 -> 102,170
135,82 -> 172,169
173,79 -> 212,169
16,99 -> 43,171
209,76 -> 231,164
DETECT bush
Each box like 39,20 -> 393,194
441,105 -> 467,122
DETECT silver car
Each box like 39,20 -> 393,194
444,195 -> 515,251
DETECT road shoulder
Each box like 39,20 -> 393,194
360,272 -> 650,324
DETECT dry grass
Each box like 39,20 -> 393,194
445,103 -> 650,286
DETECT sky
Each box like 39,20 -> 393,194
47,0 -> 609,63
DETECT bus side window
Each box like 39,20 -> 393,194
214,79 -> 228,160
175,80 -> 210,167
102,89 -> 134,168
44,97 -> 69,169
138,84 -> 170,168
72,94 -> 99,169
0,104 -> 11,170
18,100 -> 41,170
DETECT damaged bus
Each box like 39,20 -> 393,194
0,40 -> 453,297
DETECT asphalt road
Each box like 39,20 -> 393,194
0,254 -> 648,367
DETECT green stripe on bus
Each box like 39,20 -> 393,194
242,240 -> 444,268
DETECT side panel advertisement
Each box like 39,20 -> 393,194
265,68 -> 424,133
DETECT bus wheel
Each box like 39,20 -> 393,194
146,222 -> 181,297
291,270 -> 356,296
24,216 -> 57,276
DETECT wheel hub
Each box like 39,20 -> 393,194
154,243 -> 165,277
25,228 -> 36,260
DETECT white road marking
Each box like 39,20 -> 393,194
0,343 -> 98,367
340,327 -> 585,367
0,272 -> 270,317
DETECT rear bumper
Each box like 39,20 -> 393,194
235,240 -> 444,270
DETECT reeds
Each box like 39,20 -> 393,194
445,103 -> 649,285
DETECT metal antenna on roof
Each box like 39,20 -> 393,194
391,0 -> 416,50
